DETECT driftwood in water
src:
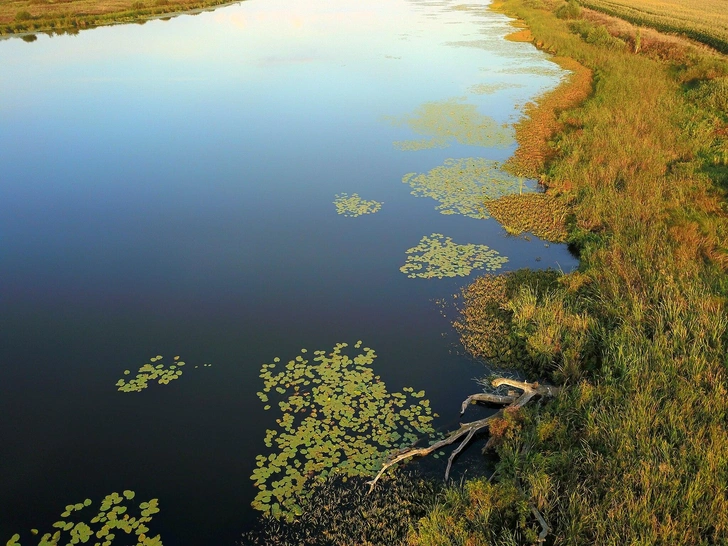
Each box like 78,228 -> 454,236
367,378 -> 560,492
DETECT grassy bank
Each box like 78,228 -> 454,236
0,0 -> 235,37
409,0 -> 728,544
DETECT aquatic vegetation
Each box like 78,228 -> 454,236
252,342 -> 437,519
4,492 -> 162,546
242,473 -> 440,546
487,193 -> 570,242
333,193 -> 383,217
400,234 -> 508,279
386,98 -> 513,151
402,158 -> 534,219
452,270 -> 567,371
468,82 -> 524,95
116,355 -> 209,392
495,65 -> 563,77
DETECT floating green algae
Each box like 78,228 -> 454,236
400,234 -> 508,279
385,98 -> 513,151
333,193 -> 383,217
4,492 -> 162,546
252,341 -> 438,520
116,355 -> 210,392
469,82 -> 524,95
495,65 -> 563,77
402,158 -> 533,219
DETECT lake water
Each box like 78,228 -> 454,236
0,0 -> 577,543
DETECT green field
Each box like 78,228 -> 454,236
582,0 -> 728,52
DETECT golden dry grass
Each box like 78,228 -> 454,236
504,55 -> 592,180
505,28 -> 532,42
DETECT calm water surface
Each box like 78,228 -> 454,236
0,0 -> 577,542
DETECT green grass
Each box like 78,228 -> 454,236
408,0 -> 728,543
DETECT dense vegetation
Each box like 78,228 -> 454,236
408,0 -> 728,543
580,0 -> 728,54
0,0 -> 232,36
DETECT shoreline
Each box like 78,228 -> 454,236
409,0 -> 728,542
0,0 -> 240,39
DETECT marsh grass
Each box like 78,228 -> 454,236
406,479 -> 537,546
410,0 -> 728,543
241,473 -> 440,546
486,193 -> 570,242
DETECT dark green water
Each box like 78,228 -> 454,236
0,0 -> 577,542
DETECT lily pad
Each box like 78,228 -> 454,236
4,492 -> 162,546
400,233 -> 508,279
333,193 -> 383,217
252,342 -> 438,520
403,158 -> 534,219
116,355 -> 210,392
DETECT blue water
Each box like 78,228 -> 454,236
0,0 -> 577,542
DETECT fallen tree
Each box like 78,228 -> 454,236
367,377 -> 560,543
367,378 -> 560,490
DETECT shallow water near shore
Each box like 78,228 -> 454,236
0,0 -> 577,542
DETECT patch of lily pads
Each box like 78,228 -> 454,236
400,233 -> 508,279
5,491 -> 162,546
385,98 -> 513,151
116,355 -> 211,393
333,193 -> 383,217
252,341 -> 438,520
403,158 -> 534,219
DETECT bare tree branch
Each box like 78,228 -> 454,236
367,377 -> 560,493
460,392 -> 518,414
445,427 -> 477,482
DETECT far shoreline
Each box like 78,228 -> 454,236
1,0 -> 241,41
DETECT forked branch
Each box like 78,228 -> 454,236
367,378 -> 560,492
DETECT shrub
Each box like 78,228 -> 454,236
570,20 -> 626,50
15,11 -> 32,21
555,0 -> 581,20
